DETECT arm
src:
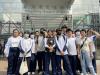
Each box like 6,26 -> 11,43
91,29 -> 100,38
89,39 -> 94,58
4,38 -> 11,57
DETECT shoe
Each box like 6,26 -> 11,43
80,73 -> 83,75
32,72 -> 35,75
28,72 -> 31,75
38,71 -> 43,75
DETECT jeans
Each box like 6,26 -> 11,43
43,52 -> 57,75
80,50 -> 95,75
7,47 -> 19,75
56,55 -> 73,75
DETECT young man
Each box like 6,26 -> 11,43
4,29 -> 22,75
55,28 -> 73,75
87,29 -> 100,73
66,29 -> 77,75
61,25 -> 68,36
75,29 -> 82,74
44,30 -> 57,75
35,29 -> 45,74
78,29 -> 96,75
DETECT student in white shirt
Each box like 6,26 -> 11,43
78,29 -> 96,75
66,29 -> 77,75
55,28 -> 73,75
4,29 -> 22,75
87,29 -> 100,73
30,32 -> 36,75
16,31 -> 33,75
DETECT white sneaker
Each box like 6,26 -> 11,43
28,72 -> 31,75
81,73 -> 83,75
95,73 -> 97,75
32,72 -> 35,75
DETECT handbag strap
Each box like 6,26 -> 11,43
80,37 -> 87,49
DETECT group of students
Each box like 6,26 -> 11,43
4,25 -> 100,75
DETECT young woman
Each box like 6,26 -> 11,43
16,31 -> 33,75
78,29 -> 96,75
30,32 -> 36,75
43,30 -> 57,75
4,29 -> 22,75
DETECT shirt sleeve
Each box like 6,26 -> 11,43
4,38 -> 11,57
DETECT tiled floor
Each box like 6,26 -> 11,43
0,59 -> 100,75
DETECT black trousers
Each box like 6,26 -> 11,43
7,47 -> 20,75
30,53 -> 36,72
16,57 -> 31,75
68,55 -> 77,75
36,51 -> 45,72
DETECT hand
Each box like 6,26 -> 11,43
78,54 -> 80,59
61,51 -> 64,56
24,52 -> 27,56
49,46 -> 54,52
90,53 -> 94,59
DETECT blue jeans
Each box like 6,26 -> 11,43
56,55 -> 73,75
80,50 -> 95,75
43,52 -> 57,75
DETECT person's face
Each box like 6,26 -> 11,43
13,30 -> 19,37
19,32 -> 23,37
87,30 -> 92,36
67,31 -> 73,37
57,30 -> 62,35
62,28 -> 67,33
81,31 -> 86,37
35,32 -> 39,36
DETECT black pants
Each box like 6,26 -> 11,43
76,55 -> 82,73
68,55 -> 77,75
36,51 -> 45,72
30,53 -> 36,72
43,52 -> 57,75
7,47 -> 20,75
16,57 -> 31,75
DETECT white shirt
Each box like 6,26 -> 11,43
4,36 -> 22,57
19,38 -> 33,57
55,36 -> 68,55
31,38 -> 36,53
80,37 -> 92,52
67,37 -> 77,55
35,36 -> 45,52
